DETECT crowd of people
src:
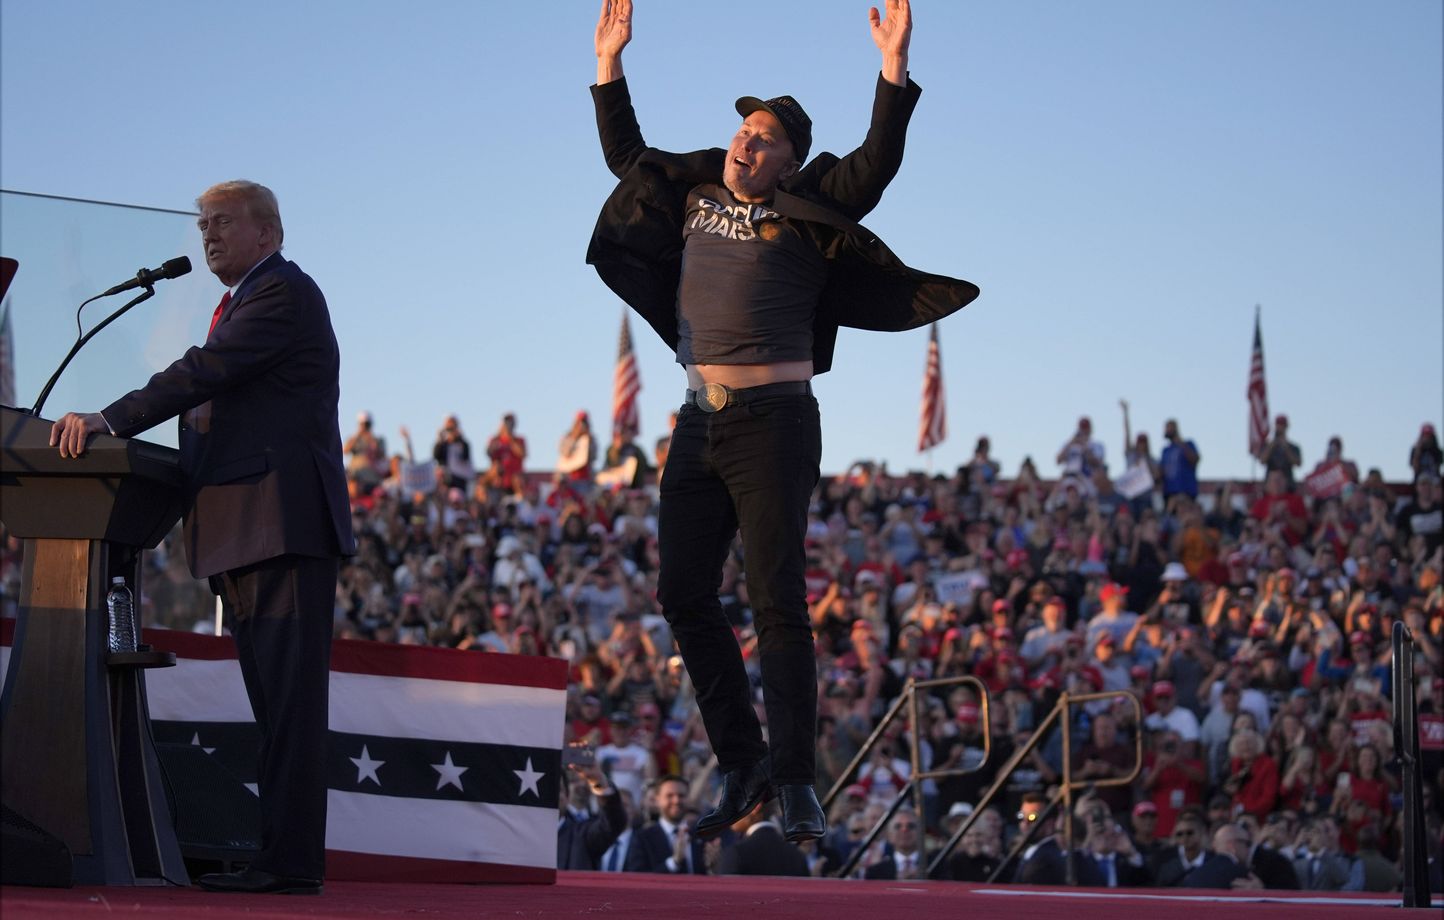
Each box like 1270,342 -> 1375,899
25,406 -> 1439,889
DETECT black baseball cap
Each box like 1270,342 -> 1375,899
734,94 -> 812,164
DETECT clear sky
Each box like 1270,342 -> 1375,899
2,1 -> 1439,482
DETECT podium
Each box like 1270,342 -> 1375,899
0,405 -> 189,886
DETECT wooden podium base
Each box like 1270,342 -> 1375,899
0,538 -> 189,887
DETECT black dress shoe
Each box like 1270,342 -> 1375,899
196,868 -> 323,895
695,758 -> 771,839
777,784 -> 825,842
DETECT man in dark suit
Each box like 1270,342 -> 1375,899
557,762 -> 626,871
1235,813 -> 1298,889
51,180 -> 354,895
863,807 -> 935,880
1182,823 -> 1261,889
1151,809 -> 1211,887
1076,797 -> 1153,887
1011,794 -> 1105,886
624,775 -> 706,873
717,799 -> 808,877
1290,815 -> 1363,891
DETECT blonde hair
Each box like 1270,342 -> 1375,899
196,180 -> 284,247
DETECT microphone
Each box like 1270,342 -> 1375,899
102,256 -> 191,296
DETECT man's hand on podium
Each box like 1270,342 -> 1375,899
50,411 -> 107,458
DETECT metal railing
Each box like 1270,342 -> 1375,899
926,688 -> 1144,884
822,675 -> 992,878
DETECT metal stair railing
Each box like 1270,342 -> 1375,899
926,688 -> 1144,884
823,675 -> 992,878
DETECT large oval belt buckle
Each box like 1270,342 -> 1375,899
698,382 -> 730,413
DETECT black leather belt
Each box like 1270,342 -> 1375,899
684,380 -> 812,412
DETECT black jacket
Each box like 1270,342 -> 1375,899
587,76 -> 979,375
557,789 -> 627,871
718,823 -> 809,877
624,821 -> 706,874
1014,837 -> 1106,886
1182,852 -> 1252,889
1250,844 -> 1300,890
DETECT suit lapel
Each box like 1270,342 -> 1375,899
228,251 -> 285,312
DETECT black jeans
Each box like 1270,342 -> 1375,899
657,393 -> 821,785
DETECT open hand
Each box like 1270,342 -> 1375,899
596,0 -> 632,60
869,0 -> 911,84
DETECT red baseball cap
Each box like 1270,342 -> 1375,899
1152,680 -> 1175,697
955,704 -> 981,724
1099,583 -> 1129,602
1133,801 -> 1159,817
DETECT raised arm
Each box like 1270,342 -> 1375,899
870,0 -> 911,87
591,0 -> 650,178
810,1 -> 917,219
595,0 -> 631,85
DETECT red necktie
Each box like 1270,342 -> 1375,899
207,290 -> 231,339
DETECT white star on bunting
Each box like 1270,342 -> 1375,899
431,751 -> 468,791
350,744 -> 384,786
514,757 -> 544,798
190,732 -> 216,755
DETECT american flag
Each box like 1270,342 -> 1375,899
612,310 -> 641,442
0,624 -> 571,885
918,323 -> 946,452
1247,306 -> 1269,457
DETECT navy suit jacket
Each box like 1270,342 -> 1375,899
104,252 -> 354,577
1013,838 -> 1106,886
624,821 -> 706,874
557,790 -> 627,871
1182,852 -> 1251,888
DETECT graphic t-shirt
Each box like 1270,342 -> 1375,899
675,184 -> 827,365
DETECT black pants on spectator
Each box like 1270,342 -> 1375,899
215,553 -> 338,880
657,394 -> 821,785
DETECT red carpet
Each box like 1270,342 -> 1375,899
1,873 -> 1423,920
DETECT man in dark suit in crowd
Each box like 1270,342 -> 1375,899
597,788 -> 640,872
717,799 -> 808,877
625,775 -> 706,873
51,180 -> 354,895
1183,823 -> 1262,889
1011,793 -> 1104,886
1076,797 -> 1153,887
1235,813 -> 1298,889
1291,815 -> 1363,891
557,760 -> 626,871
1151,809 -> 1211,886
863,807 -> 935,880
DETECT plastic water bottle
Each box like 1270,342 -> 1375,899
106,576 -> 137,654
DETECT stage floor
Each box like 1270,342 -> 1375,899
0,872 -> 1429,920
